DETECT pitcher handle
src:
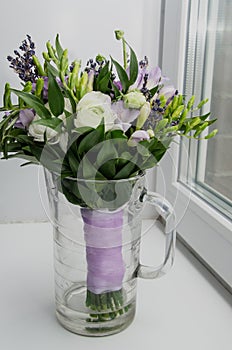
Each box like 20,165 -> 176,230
137,190 -> 176,279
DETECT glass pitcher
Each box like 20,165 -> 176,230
44,169 -> 175,336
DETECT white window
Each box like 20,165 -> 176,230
157,0 -> 232,290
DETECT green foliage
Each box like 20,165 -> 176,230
94,61 -> 111,93
10,89 -> 51,119
110,57 -> 129,93
47,65 -> 65,117
55,34 -> 64,60
128,46 -> 138,86
158,94 -> 217,140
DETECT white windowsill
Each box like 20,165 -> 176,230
0,221 -> 231,350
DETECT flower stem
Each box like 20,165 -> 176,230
122,38 -> 127,70
86,289 -> 130,322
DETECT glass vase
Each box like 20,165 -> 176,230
44,169 -> 175,336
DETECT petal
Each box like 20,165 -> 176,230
16,109 -> 35,128
131,130 -> 150,142
146,66 -> 161,89
112,101 -> 139,123
159,85 -> 176,99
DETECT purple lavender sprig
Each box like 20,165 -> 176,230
85,55 -> 107,79
7,35 -> 38,83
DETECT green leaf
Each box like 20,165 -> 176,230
55,34 -> 64,60
5,152 -> 39,163
20,161 -> 35,167
111,57 -> 129,93
193,122 -> 208,138
74,126 -> 94,135
78,123 -> 104,156
33,117 -> 63,130
47,66 -> 65,117
68,153 -> 79,176
65,142 -> 80,176
8,128 -> 27,138
96,140 -> 118,166
136,142 -> 151,157
61,178 -> 83,205
98,71 -> 111,93
45,63 -> 59,77
205,118 -> 217,126
29,143 -> 44,161
81,156 -> 99,179
5,115 -> 18,131
111,79 -> 121,98
106,129 -> 127,140
15,134 -> 34,144
198,112 -> 211,121
129,46 -> 138,85
98,159 -> 117,178
114,154 -> 138,179
150,85 -> 159,97
94,62 -> 111,93
11,89 -> 51,119
95,62 -> 109,85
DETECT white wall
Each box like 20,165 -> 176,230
0,0 -> 161,222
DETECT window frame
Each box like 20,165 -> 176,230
157,0 -> 232,291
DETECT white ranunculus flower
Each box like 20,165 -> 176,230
74,91 -> 116,131
28,98 -> 73,143
28,114 -> 59,142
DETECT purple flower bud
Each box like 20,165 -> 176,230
15,109 -> 35,129
130,130 -> 150,144
113,80 -> 123,91
159,85 -> 176,100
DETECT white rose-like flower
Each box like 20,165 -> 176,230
74,91 -> 116,131
28,98 -> 72,143
28,114 -> 59,142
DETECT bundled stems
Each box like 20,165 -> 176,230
86,289 -> 130,322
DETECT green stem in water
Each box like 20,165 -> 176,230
86,289 -> 130,322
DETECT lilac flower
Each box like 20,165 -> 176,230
136,66 -> 162,90
14,109 -> 35,129
129,130 -> 150,145
111,100 -> 139,131
42,76 -> 49,100
158,85 -> 176,100
131,56 -> 167,91
113,80 -> 123,91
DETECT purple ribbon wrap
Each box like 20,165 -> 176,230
81,209 -> 125,294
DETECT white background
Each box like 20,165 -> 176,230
0,0 -> 161,222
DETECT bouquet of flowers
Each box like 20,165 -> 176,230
0,30 -> 217,322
